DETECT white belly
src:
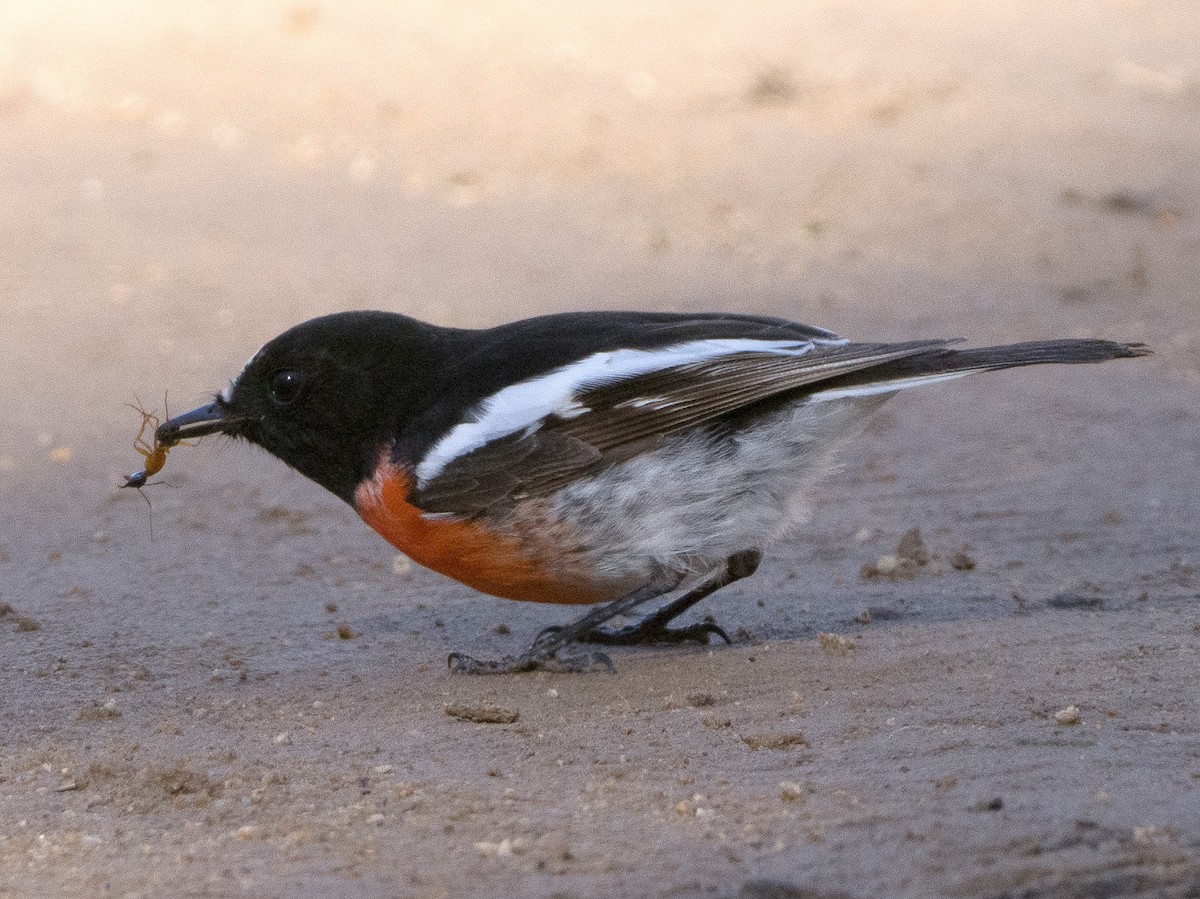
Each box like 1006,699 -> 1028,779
551,395 -> 888,584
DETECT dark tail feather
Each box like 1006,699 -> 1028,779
815,339 -> 1150,393
928,339 -> 1151,373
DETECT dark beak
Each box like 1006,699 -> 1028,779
157,401 -> 228,444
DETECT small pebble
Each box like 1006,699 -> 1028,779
949,550 -> 976,571
742,732 -> 810,751
445,704 -> 519,724
817,632 -> 856,655
475,837 -> 522,858
896,527 -> 929,565
875,555 -> 899,576
779,781 -> 808,802
1055,705 -> 1082,725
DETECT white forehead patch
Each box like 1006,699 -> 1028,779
220,345 -> 267,403
415,336 -> 845,484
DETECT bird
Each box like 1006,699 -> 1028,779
155,309 -> 1149,673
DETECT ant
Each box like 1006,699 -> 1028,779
120,394 -> 198,537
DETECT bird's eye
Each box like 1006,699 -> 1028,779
270,370 -> 306,406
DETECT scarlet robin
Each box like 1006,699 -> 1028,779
156,310 -> 1148,673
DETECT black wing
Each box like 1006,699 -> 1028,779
414,338 -> 953,516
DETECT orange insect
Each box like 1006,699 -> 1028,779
121,397 -> 171,490
120,395 -> 197,535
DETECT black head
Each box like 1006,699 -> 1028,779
157,311 -> 449,503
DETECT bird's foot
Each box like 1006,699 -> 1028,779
536,614 -> 731,647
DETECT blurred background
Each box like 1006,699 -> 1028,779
0,0 -> 1196,600
3,1 -> 1196,455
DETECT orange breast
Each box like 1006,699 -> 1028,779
353,456 -> 609,605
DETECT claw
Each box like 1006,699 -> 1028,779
532,624 -> 564,646
699,616 -> 733,645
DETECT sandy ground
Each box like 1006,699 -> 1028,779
2,2 -> 1199,896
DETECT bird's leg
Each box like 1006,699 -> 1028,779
448,571 -> 685,675
577,550 -> 761,646
447,550 -> 762,674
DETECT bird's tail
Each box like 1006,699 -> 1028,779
919,338 -> 1150,371
808,339 -> 1150,402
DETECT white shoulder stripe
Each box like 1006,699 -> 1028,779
415,337 -> 845,483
